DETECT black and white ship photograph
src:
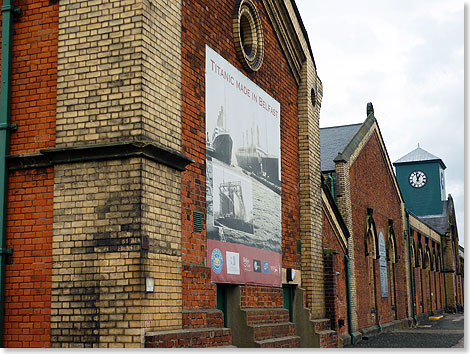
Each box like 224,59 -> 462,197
206,158 -> 281,253
205,46 -> 282,254
212,164 -> 254,234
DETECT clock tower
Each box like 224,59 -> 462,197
393,146 -> 446,216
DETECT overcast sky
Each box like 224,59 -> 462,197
295,0 -> 464,247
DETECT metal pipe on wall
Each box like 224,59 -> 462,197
344,254 -> 355,345
0,0 -> 18,345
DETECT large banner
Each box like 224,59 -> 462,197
205,45 -> 282,287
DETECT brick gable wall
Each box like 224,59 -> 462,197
181,0 -> 300,310
349,133 -> 406,330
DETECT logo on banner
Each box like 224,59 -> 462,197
226,251 -> 240,275
270,265 -> 278,273
263,261 -> 269,273
253,259 -> 262,273
211,248 -> 223,274
242,257 -> 252,272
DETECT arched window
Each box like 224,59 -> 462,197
364,211 -> 378,322
417,242 -> 424,312
387,229 -> 397,263
365,221 -> 377,258
425,247 -> 431,270
425,246 -> 432,311
417,244 -> 422,268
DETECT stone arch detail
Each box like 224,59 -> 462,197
364,212 -> 378,259
387,224 -> 397,264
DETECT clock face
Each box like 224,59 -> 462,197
409,170 -> 427,188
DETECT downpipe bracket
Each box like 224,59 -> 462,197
1,4 -> 21,17
0,123 -> 17,132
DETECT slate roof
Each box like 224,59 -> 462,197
416,200 -> 449,235
320,123 -> 362,172
393,147 -> 446,169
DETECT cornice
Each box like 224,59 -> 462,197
7,141 -> 194,172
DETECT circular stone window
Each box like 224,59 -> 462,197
233,0 -> 264,71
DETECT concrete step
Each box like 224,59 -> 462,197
310,318 -> 338,348
214,345 -> 238,348
255,335 -> 301,348
317,329 -> 338,348
311,318 -> 332,332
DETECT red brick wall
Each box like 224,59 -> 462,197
182,264 -> 216,309
322,210 -> 348,336
181,0 -> 299,310
9,0 -> 58,154
4,168 -> 53,347
2,0 -> 58,347
240,285 -> 283,309
349,133 -> 406,330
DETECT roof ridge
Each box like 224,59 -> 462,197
320,122 -> 362,130
334,113 -> 376,162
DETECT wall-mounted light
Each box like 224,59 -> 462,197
146,276 -> 154,293
286,268 -> 296,282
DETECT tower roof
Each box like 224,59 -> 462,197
393,146 -> 446,169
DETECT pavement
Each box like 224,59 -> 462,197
344,313 -> 464,348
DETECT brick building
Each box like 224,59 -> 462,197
320,104 -> 410,345
320,104 -> 464,346
0,0 -> 341,348
0,0 -> 463,349
394,147 -> 463,317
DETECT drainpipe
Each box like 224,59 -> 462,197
344,254 -> 355,344
0,0 -> 18,345
406,212 -> 417,325
328,173 -> 335,200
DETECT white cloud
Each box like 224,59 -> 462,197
296,0 -> 464,246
